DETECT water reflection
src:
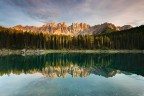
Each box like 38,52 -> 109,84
0,53 -> 144,77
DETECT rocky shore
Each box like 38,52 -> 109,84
0,49 -> 144,56
0,49 -> 45,56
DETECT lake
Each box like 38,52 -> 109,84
0,53 -> 144,96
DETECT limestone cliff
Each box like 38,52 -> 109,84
12,22 -> 132,35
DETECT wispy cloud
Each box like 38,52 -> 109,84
0,0 -> 144,27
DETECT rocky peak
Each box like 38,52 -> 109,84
68,23 -> 90,33
57,22 -> 67,28
13,25 -> 24,30
97,22 -> 120,31
42,22 -> 57,27
71,22 -> 90,28
90,22 -> 120,34
120,25 -> 133,30
14,25 -> 23,28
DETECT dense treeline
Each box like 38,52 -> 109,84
0,25 -> 144,49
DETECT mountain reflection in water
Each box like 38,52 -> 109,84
0,53 -> 143,78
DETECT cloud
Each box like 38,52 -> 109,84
3,0 -> 86,23
0,0 -> 144,26
73,0 -> 144,26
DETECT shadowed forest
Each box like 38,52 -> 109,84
0,25 -> 144,49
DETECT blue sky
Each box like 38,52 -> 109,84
0,0 -> 144,27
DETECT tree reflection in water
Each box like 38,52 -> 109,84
0,53 -> 143,78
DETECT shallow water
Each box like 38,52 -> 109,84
0,53 -> 144,96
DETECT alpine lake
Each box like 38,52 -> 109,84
0,52 -> 144,96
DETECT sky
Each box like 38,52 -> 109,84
0,0 -> 144,27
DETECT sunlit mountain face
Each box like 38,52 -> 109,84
0,53 -> 143,78
11,22 -> 133,35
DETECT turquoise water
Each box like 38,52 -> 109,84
0,53 -> 144,96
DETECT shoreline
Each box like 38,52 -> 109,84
0,49 -> 144,56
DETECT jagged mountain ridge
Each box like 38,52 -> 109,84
12,22 -> 90,35
12,22 -> 132,35
77,23 -> 133,35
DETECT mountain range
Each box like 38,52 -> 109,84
12,22 -> 132,35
